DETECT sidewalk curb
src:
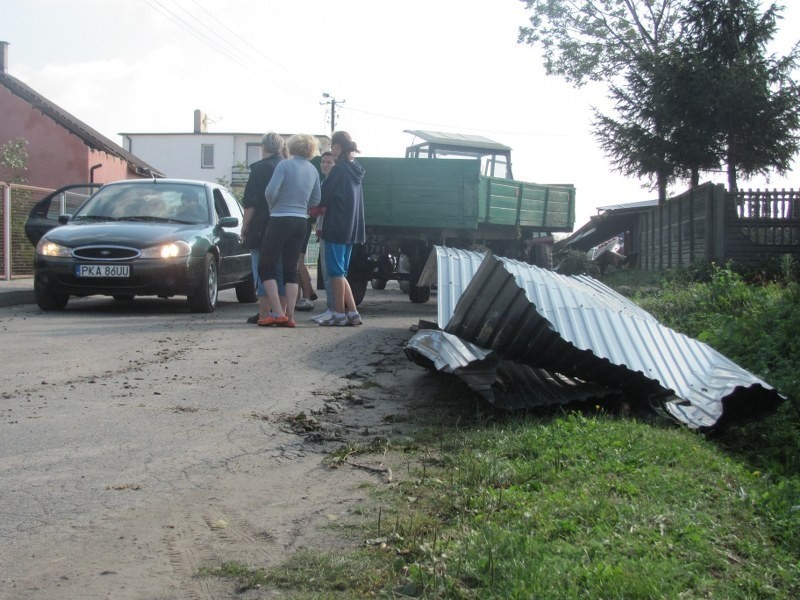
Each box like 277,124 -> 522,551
0,289 -> 36,308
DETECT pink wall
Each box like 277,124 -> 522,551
0,86 -> 142,189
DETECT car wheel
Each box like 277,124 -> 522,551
112,294 -> 135,301
188,254 -> 218,313
235,273 -> 257,303
370,279 -> 387,290
34,279 -> 68,311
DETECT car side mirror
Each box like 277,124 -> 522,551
58,214 -> 72,224
218,216 -> 239,228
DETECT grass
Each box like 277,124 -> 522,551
199,411 -> 800,598
199,261 -> 800,598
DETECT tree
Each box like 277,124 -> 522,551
679,0 -> 800,192
0,138 -> 29,184
518,0 -> 681,86
593,51 -> 683,202
519,0 -> 800,197
519,1 -> 685,201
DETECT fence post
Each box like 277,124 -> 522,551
710,184 -> 727,263
2,183 -> 10,281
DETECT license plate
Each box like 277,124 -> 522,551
75,264 -> 130,278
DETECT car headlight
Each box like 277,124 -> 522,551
140,241 -> 192,259
36,239 -> 72,257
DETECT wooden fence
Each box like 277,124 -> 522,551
634,184 -> 800,270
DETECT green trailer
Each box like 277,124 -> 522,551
346,131 -> 576,303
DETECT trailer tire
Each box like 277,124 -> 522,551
407,241 -> 431,303
408,281 -> 430,303
371,279 -> 387,290
348,275 -> 368,306
529,244 -> 553,269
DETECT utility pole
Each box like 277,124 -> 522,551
321,92 -> 344,137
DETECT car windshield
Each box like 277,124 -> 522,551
73,183 -> 210,224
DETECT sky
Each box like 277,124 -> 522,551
3,0 -> 799,228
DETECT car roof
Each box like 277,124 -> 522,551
101,178 -> 216,188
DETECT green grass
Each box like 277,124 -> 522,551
400,413 -> 798,598
199,261 -> 800,598
204,412 -> 799,598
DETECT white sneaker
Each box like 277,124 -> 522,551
295,297 -> 314,311
318,312 -> 348,326
310,309 -> 332,323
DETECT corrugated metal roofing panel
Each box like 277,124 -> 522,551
416,246 -> 783,429
418,246 -> 486,327
405,330 -> 618,411
440,252 -> 782,430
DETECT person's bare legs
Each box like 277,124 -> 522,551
330,276 -> 346,313
264,279 -> 284,316
258,296 -> 270,319
284,283 -> 298,322
297,255 -> 314,299
343,279 -> 357,313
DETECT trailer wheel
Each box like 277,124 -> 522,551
529,244 -> 553,269
407,241 -> 431,303
348,275 -> 368,306
408,280 -> 430,303
371,279 -> 387,290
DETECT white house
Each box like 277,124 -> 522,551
120,110 -> 331,187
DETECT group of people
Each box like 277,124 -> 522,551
239,130 -> 365,328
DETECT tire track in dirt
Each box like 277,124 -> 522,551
201,506 -> 274,561
163,514 -> 217,600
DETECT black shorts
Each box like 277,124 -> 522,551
301,218 -> 313,254
259,216 -> 308,284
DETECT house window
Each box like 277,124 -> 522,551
201,144 -> 214,168
246,143 -> 261,167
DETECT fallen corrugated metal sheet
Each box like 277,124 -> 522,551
417,246 -> 482,328
405,329 -> 619,411
409,246 -> 783,430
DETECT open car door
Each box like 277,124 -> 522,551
24,183 -> 103,246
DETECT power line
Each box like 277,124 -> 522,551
185,0 -> 319,97
139,0 -> 578,140
139,0 -> 317,103
341,104 -> 580,138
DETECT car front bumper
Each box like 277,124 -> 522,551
33,255 -> 207,297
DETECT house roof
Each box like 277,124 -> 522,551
555,198 -> 658,253
120,131 -> 332,142
0,72 -> 164,177
595,199 -> 658,212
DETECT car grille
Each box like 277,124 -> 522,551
72,246 -> 141,260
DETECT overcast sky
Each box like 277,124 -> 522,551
3,0 -> 799,227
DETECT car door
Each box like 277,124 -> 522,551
213,187 -> 249,285
24,183 -> 103,246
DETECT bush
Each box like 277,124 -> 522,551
553,249 -> 600,277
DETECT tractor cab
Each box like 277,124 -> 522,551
403,129 -> 514,179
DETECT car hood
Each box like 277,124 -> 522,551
43,221 -> 206,248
